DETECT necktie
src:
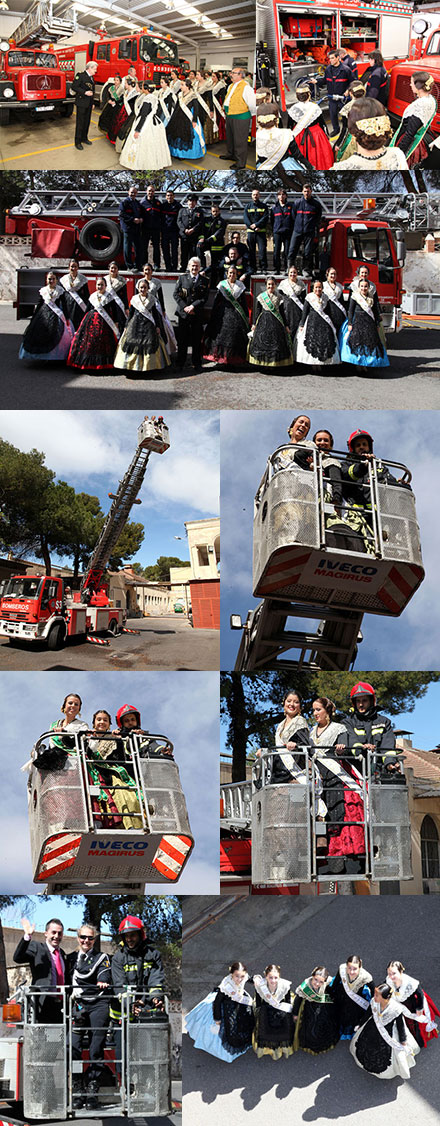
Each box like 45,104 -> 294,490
53,949 -> 64,985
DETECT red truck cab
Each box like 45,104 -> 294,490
387,27 -> 440,136
319,216 -> 404,330
0,44 -> 74,124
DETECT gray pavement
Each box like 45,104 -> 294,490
2,306 -> 440,410
182,895 -> 440,1126
0,616 -> 219,671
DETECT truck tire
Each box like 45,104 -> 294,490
0,106 -> 10,126
108,617 -> 119,636
60,103 -> 74,117
78,218 -> 122,262
47,623 -> 67,650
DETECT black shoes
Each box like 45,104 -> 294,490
75,143 -> 83,150
83,139 -> 93,146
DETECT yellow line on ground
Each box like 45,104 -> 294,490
0,136 -> 102,162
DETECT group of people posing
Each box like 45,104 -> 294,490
33,693 -> 173,831
186,955 -> 439,1081
256,53 -> 437,172
255,680 -> 401,876
14,912 -> 165,1110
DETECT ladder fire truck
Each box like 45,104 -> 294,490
231,444 -> 424,671
257,0 -> 415,110
0,417 -> 170,650
220,747 -> 413,892
55,26 -> 181,97
0,1 -> 76,125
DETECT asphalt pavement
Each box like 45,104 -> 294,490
0,616 -> 219,671
2,306 -> 440,410
182,895 -> 440,1126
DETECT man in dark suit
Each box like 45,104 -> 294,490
118,184 -> 144,271
70,60 -> 98,151
161,188 -> 181,270
14,916 -> 68,1023
177,193 -> 205,272
173,256 -> 210,371
139,183 -> 162,270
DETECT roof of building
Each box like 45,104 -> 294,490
402,747 -> 440,784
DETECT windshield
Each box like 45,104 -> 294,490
3,576 -> 43,599
347,227 -> 395,266
7,50 -> 57,68
426,31 -> 440,55
139,34 -> 178,64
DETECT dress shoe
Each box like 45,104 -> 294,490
219,154 -> 234,160
75,143 -> 83,150
83,139 -> 93,146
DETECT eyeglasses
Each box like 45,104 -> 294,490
79,935 -> 94,942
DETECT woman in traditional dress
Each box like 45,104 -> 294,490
386,961 -> 439,1049
390,72 -> 437,166
59,259 -> 90,331
119,85 -> 172,171
308,697 -> 366,875
98,74 -> 124,139
186,961 -> 254,1062
293,965 -> 339,1054
85,709 -> 143,829
104,261 -> 129,317
248,276 -> 293,369
258,688 -> 310,786
256,102 -> 313,173
67,277 -> 126,370
212,71 -> 227,142
296,279 -> 340,367
350,984 -> 420,1079
253,964 -> 294,1059
194,70 -> 216,145
340,277 -> 389,368
349,264 -> 376,299
322,267 -> 347,340
338,98 -> 408,170
166,79 -> 206,161
277,265 -> 306,343
19,270 -> 74,362
156,77 -> 178,129
328,956 -> 374,1040
139,266 -> 177,358
334,81 -> 366,163
203,265 -> 249,367
115,78 -> 142,153
113,278 -> 170,374
288,86 -> 334,170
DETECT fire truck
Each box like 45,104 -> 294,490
55,26 -> 181,96
0,417 -> 170,650
220,748 -> 413,892
0,986 -> 172,1120
0,2 -> 76,125
257,0 -> 415,110
387,18 -> 440,135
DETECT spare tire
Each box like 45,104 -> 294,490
78,217 -> 122,262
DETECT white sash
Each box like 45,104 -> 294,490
305,293 -> 337,339
60,277 -> 88,313
254,974 -> 293,1012
323,281 -> 345,316
130,294 -> 156,325
386,975 -> 436,1032
105,280 -> 126,315
257,128 -> 294,169
278,279 -> 306,309
370,1001 -> 411,1053
351,288 -> 376,320
90,292 -> 120,338
39,285 -> 68,324
339,964 -> 371,1010
218,973 -> 253,1006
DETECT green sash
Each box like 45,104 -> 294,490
390,111 -> 435,158
295,978 -> 333,1004
259,291 -> 285,329
218,281 -> 249,328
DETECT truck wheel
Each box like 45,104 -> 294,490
78,218 -> 122,262
108,617 -> 119,636
60,103 -> 74,117
0,107 -> 10,126
47,623 -> 67,650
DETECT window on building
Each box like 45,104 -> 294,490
197,545 -> 209,567
421,814 -> 440,879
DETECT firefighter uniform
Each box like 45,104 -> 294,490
111,921 -> 165,1080
177,203 -> 205,271
161,198 -> 181,270
317,62 -> 352,134
271,198 -> 293,272
363,64 -> 389,106
197,211 -> 227,284
341,708 -> 400,769
173,270 -> 210,368
244,199 -> 269,272
288,194 -> 322,274
140,195 -> 162,271
70,69 -> 95,149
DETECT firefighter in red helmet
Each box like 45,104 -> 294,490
115,704 -> 173,760
110,915 -> 165,1080
341,682 -> 402,773
340,429 -> 411,552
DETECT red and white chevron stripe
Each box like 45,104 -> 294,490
257,548 -> 312,595
377,563 -> 424,616
86,635 -> 110,645
152,835 -> 193,881
36,832 -> 82,881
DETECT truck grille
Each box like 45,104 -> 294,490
394,74 -> 413,104
0,610 -> 28,620
26,74 -> 62,92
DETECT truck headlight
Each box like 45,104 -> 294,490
3,87 -> 14,98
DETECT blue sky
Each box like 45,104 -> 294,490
1,895 -> 181,939
220,410 -> 440,669
0,671 -> 219,896
0,410 -> 219,570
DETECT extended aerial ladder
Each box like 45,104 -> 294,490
9,1 -> 76,47
232,444 -> 424,671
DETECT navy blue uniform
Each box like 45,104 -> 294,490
161,199 -> 181,270
119,195 -> 143,271
71,69 -> 95,147
318,62 -> 352,132
197,213 -> 227,283
140,196 -> 162,270
270,200 -> 293,272
244,200 -> 269,272
363,64 -> 388,106
177,205 -> 205,271
288,195 -> 322,273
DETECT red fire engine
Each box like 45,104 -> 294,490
0,2 -> 76,125
387,19 -> 440,135
0,418 -> 170,649
55,26 -> 181,94
258,0 -> 415,110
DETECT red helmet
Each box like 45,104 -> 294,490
347,430 -> 374,454
116,704 -> 141,728
118,915 -> 145,938
350,682 -> 376,706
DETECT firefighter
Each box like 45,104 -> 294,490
173,255 -> 210,371
362,49 -> 389,107
118,185 -> 144,272
271,188 -> 293,273
196,199 -> 227,286
340,683 -> 402,773
110,916 -> 165,1081
177,193 -> 205,272
161,189 -> 181,271
220,244 -> 250,289
115,704 -> 174,760
343,428 -> 412,530
70,60 -> 98,151
244,188 -> 269,273
139,185 -> 162,272
312,49 -> 352,137
288,183 -> 322,278
66,925 -> 111,1110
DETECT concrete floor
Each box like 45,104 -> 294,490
0,107 -> 256,171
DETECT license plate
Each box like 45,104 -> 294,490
35,103 -> 54,112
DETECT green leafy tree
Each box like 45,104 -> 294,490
143,556 -> 188,582
107,521 -> 145,570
